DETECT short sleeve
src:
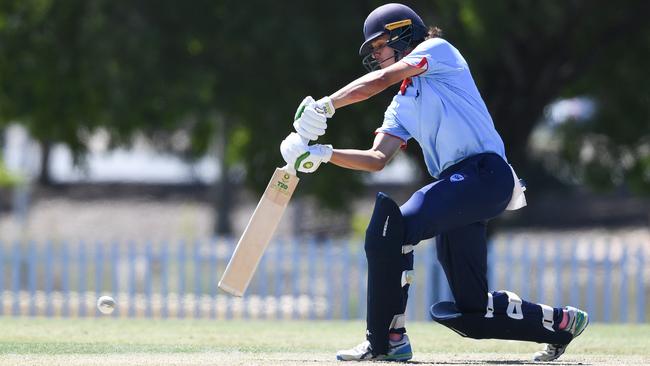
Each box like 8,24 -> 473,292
375,97 -> 411,149
401,38 -> 467,78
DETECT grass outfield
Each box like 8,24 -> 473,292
0,318 -> 648,365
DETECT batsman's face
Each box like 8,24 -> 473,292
370,35 -> 396,69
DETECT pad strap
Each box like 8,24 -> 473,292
503,290 -> 524,320
401,270 -> 414,287
389,314 -> 406,330
540,303 -> 555,332
485,292 -> 494,318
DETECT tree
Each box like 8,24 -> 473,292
1,0 -> 647,219
0,1 -> 108,183
424,0 -> 649,192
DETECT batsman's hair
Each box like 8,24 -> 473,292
406,26 -> 441,53
426,26 -> 443,39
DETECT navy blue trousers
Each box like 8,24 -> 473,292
401,153 -> 513,247
366,153 -> 571,352
399,152 -> 513,312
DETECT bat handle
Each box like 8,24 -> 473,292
282,164 -> 297,175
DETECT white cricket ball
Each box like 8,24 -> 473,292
97,295 -> 116,315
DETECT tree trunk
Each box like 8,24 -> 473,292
213,117 -> 233,236
38,140 -> 52,186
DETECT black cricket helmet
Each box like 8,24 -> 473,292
359,3 -> 428,71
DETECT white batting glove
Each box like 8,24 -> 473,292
280,132 -> 308,168
296,143 -> 333,173
280,132 -> 333,173
293,96 -> 335,141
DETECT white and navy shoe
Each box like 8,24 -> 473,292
336,334 -> 413,362
533,306 -> 589,362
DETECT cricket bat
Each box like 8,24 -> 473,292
218,166 -> 300,296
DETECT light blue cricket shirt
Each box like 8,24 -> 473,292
376,38 -> 506,178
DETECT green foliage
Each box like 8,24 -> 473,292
351,212 -> 371,239
539,0 -> 650,195
0,0 -> 648,203
226,127 -> 250,166
0,157 -> 20,187
0,0 -> 105,155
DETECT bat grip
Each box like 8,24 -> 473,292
282,164 -> 297,175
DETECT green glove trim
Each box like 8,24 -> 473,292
294,151 -> 310,171
294,99 -> 309,121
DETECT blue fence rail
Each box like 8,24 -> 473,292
0,236 -> 647,322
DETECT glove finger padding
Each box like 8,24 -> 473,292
294,108 -> 327,141
294,96 -> 330,141
280,132 -> 309,166
301,108 -> 328,127
295,118 -> 326,136
293,122 -> 319,141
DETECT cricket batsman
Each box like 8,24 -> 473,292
280,3 -> 589,362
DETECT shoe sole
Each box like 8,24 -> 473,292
386,352 -> 413,362
336,351 -> 413,362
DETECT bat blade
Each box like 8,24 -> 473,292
218,167 -> 299,296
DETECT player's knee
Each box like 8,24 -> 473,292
364,192 -> 405,259
401,214 -> 424,246
399,191 -> 428,245
430,301 -> 486,339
